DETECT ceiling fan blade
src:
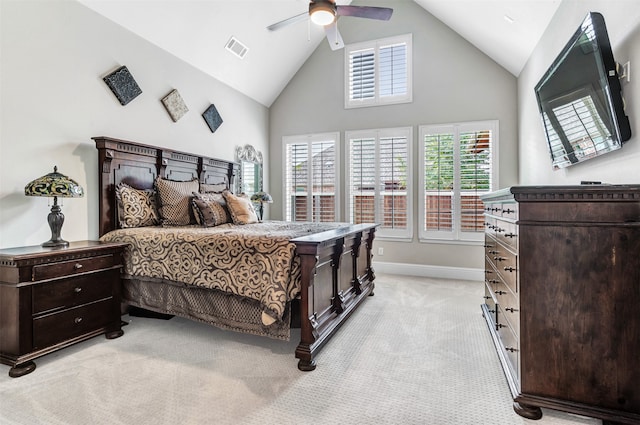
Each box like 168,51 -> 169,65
324,22 -> 344,51
267,11 -> 308,31
336,6 -> 393,21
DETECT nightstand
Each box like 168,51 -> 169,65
0,240 -> 127,377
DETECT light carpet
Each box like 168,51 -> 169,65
0,274 -> 601,425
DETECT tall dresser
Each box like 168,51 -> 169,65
481,185 -> 640,425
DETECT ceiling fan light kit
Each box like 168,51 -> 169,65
309,1 -> 336,26
268,1 -> 393,51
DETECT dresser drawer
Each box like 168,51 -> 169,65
32,269 -> 118,314
496,220 -> 518,252
494,248 -> 517,294
33,298 -> 115,349
497,301 -> 520,337
32,254 -> 118,281
497,320 -> 519,380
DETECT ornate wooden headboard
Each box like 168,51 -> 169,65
94,136 -> 239,237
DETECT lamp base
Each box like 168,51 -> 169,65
44,197 -> 68,248
42,238 -> 69,248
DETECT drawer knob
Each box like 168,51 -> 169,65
494,256 -> 506,261
495,290 -> 507,295
74,317 -> 83,324
505,307 -> 518,313
505,233 -> 516,238
505,347 -> 518,352
74,287 -> 82,293
497,323 -> 506,328
504,208 -> 514,214
73,263 -> 83,270
504,266 -> 516,272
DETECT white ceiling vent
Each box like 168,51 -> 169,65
225,36 -> 249,59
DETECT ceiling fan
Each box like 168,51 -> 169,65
267,1 -> 393,51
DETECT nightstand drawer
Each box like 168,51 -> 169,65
33,298 -> 114,349
32,269 -> 118,314
32,254 -> 117,281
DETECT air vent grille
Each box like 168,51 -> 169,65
225,36 -> 248,59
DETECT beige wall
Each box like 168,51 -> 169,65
0,0 -> 269,248
269,0 -> 518,275
518,0 -> 640,185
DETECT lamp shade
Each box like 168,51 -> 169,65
25,166 -> 84,198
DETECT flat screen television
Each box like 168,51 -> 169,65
535,12 -> 631,170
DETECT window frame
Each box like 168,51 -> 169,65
346,126 -> 413,241
344,33 -> 413,109
418,120 -> 498,244
282,132 -> 340,223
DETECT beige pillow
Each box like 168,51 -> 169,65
115,183 -> 160,228
155,177 -> 199,226
222,190 -> 258,225
191,192 -> 232,227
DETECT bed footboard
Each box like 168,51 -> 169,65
292,223 -> 377,371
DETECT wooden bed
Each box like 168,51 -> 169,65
94,136 -> 377,371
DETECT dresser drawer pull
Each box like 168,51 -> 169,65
505,233 -> 516,238
495,227 -> 504,233
503,208 -> 514,214
73,263 -> 83,270
74,287 -> 82,293
494,256 -> 506,261
505,347 -> 518,352
495,290 -> 507,295
74,317 -> 83,324
504,266 -> 516,272
483,296 -> 491,300
488,309 -> 496,314
483,243 -> 494,248
488,279 -> 499,284
497,323 -> 507,328
488,250 -> 498,255
505,307 -> 518,313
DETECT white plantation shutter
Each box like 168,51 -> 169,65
345,34 -> 412,108
379,43 -> 407,97
419,121 -> 497,242
347,128 -> 412,240
349,49 -> 375,101
423,131 -> 454,234
284,134 -> 339,223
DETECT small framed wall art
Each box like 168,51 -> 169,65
103,65 -> 142,106
161,89 -> 189,122
202,104 -> 223,133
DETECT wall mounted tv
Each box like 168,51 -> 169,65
535,12 -> 631,170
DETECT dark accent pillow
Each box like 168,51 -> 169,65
155,177 -> 199,226
115,183 -> 160,228
222,190 -> 258,225
191,192 -> 232,227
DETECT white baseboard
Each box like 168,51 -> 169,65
372,260 -> 483,281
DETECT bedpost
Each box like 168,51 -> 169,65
295,251 -> 318,371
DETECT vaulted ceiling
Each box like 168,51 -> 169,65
79,0 -> 561,107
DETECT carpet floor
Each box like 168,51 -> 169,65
0,274 -> 601,425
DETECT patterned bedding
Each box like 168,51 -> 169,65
100,221 -> 344,325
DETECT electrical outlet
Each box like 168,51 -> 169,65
377,247 -> 384,256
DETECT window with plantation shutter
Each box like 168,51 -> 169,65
345,34 -> 412,109
284,133 -> 339,223
346,127 -> 412,240
419,121 -> 498,242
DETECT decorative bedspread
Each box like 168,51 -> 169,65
100,221 -> 344,325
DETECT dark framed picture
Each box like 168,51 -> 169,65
202,104 -> 223,133
103,65 -> 142,106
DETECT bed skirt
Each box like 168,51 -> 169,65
122,277 -> 292,340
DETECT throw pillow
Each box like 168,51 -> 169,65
191,192 -> 232,227
222,190 -> 259,225
115,183 -> 160,228
155,177 -> 199,226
